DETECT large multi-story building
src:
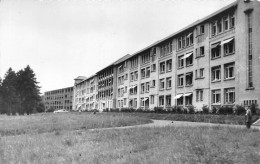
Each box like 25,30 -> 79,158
44,86 -> 74,111
73,0 -> 260,111
73,75 -> 98,111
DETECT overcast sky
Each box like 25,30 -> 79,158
0,0 -> 236,94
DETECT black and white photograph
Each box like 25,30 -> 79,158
0,0 -> 260,163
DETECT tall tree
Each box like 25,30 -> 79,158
2,68 -> 19,115
16,65 -> 41,114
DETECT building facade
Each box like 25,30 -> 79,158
110,0 -> 260,111
44,86 -> 73,111
71,0 -> 260,112
73,75 -> 98,111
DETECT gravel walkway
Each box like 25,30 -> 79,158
89,119 -> 260,131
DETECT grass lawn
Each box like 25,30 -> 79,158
115,112 -> 260,125
0,125 -> 259,164
0,112 -> 152,136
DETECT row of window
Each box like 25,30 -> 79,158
117,86 -> 237,108
159,59 -> 172,74
98,68 -> 113,80
159,77 -> 172,90
212,88 -> 235,105
141,67 -> 150,79
160,41 -> 173,57
212,62 -> 234,82
211,38 -> 235,59
45,88 -> 73,95
211,12 -> 235,37
177,32 -> 194,50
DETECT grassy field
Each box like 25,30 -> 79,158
0,112 -> 259,163
0,112 -> 152,136
0,125 -> 259,163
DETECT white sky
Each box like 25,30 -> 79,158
0,0 -> 236,94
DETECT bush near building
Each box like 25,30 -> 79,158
100,104 -> 260,125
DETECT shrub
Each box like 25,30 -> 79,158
120,108 -> 135,112
234,105 -> 245,115
176,106 -> 183,114
166,106 -> 175,113
183,107 -> 188,114
217,106 -> 233,115
211,106 -> 218,114
136,108 -> 144,113
187,106 -> 195,114
110,108 -> 120,112
103,108 -> 109,112
202,105 -> 209,114
46,107 -> 54,113
154,107 -> 165,113
250,104 -> 259,115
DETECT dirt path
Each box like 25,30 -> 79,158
89,119 -> 260,131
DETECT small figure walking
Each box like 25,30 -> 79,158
245,106 -> 252,129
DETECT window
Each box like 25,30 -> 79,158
141,52 -> 150,64
166,77 -> 172,89
130,57 -> 138,68
224,63 -> 235,79
223,38 -> 235,55
196,90 -> 203,102
125,86 -> 127,93
134,71 -> 138,81
124,98 -> 126,105
212,66 -> 221,81
185,72 -> 193,86
185,93 -> 193,105
196,68 -> 204,79
166,59 -> 172,72
166,95 -> 171,106
151,80 -> 155,88
134,98 -> 137,108
146,82 -> 150,93
130,72 -> 134,81
211,42 -> 221,59
178,74 -> 184,87
125,74 -> 128,80
217,19 -> 222,33
196,46 -> 205,58
200,25 -> 205,34
146,67 -> 150,78
150,95 -> 154,104
178,38 -> 182,50
141,68 -> 146,79
230,14 -> 235,29
159,96 -> 164,106
178,55 -> 184,68
225,88 -> 235,104
141,98 -> 145,107
177,32 -> 193,50
212,90 -> 221,104
151,64 -> 156,72
160,62 -> 165,74
177,96 -> 183,106
247,11 -> 253,88
186,53 -> 193,66
224,16 -> 229,31
160,79 -> 165,90
160,41 -> 173,57
212,21 -> 217,36
133,85 -> 137,95
141,83 -> 145,94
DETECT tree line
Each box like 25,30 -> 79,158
0,65 -> 44,115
